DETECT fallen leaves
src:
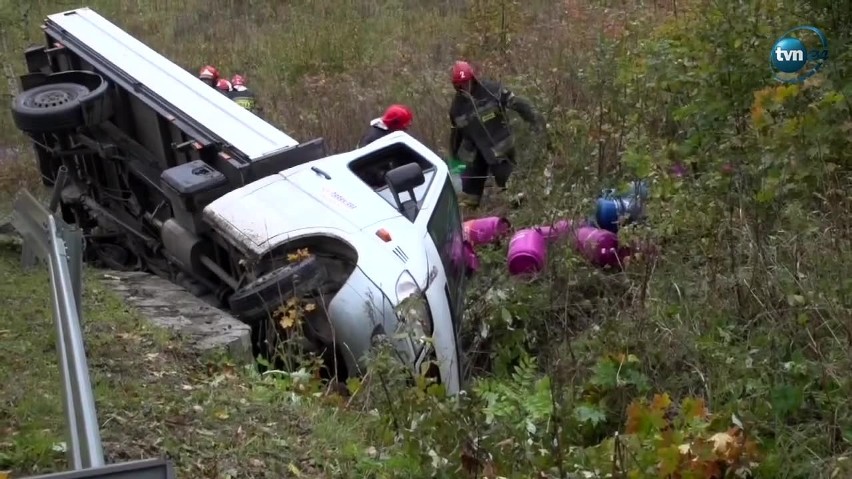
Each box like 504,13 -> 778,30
621,394 -> 761,477
709,430 -> 736,455
273,297 -> 318,330
625,393 -> 671,434
681,397 -> 709,421
287,248 -> 311,263
276,305 -> 301,330
650,392 -> 672,412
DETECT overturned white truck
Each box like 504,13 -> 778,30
10,7 -> 470,393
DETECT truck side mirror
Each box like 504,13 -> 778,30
384,162 -> 425,222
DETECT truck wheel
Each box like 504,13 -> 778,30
228,255 -> 328,322
11,83 -> 91,133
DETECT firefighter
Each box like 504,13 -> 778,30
447,60 -> 545,208
229,74 -> 257,112
198,65 -> 220,87
358,104 -> 414,148
215,78 -> 233,95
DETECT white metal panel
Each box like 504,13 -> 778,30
46,8 -> 298,160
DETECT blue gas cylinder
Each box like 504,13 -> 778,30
595,181 -> 648,233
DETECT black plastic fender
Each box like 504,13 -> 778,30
228,255 -> 329,322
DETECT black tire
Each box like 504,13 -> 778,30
11,82 -> 91,133
229,255 -> 328,321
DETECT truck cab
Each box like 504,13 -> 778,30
9,7 -> 472,393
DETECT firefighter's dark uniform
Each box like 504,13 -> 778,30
449,79 -> 543,206
230,86 -> 257,112
358,119 -> 392,148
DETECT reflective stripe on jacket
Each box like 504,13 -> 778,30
231,86 -> 256,111
449,79 -> 514,164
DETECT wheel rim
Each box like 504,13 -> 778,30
32,90 -> 73,108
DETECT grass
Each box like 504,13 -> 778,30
0,245 -> 401,478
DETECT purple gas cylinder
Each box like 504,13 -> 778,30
463,216 -> 512,247
507,228 -> 548,276
572,226 -> 630,269
536,219 -> 574,242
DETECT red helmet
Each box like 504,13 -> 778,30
230,74 -> 246,87
382,104 -> 413,131
199,65 -> 219,81
451,61 -> 475,86
215,79 -> 232,92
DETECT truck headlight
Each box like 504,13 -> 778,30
395,270 -> 434,338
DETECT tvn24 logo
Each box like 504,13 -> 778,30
770,26 -> 829,83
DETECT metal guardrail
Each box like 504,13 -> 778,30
9,173 -> 176,478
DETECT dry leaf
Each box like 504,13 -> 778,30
651,393 -> 672,412
681,397 -> 709,420
1,470 -> 11,479
287,248 -> 310,262
710,432 -> 735,454
625,400 -> 644,433
280,309 -> 301,329
304,302 -> 316,312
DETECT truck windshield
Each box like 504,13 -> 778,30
427,176 -> 467,329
